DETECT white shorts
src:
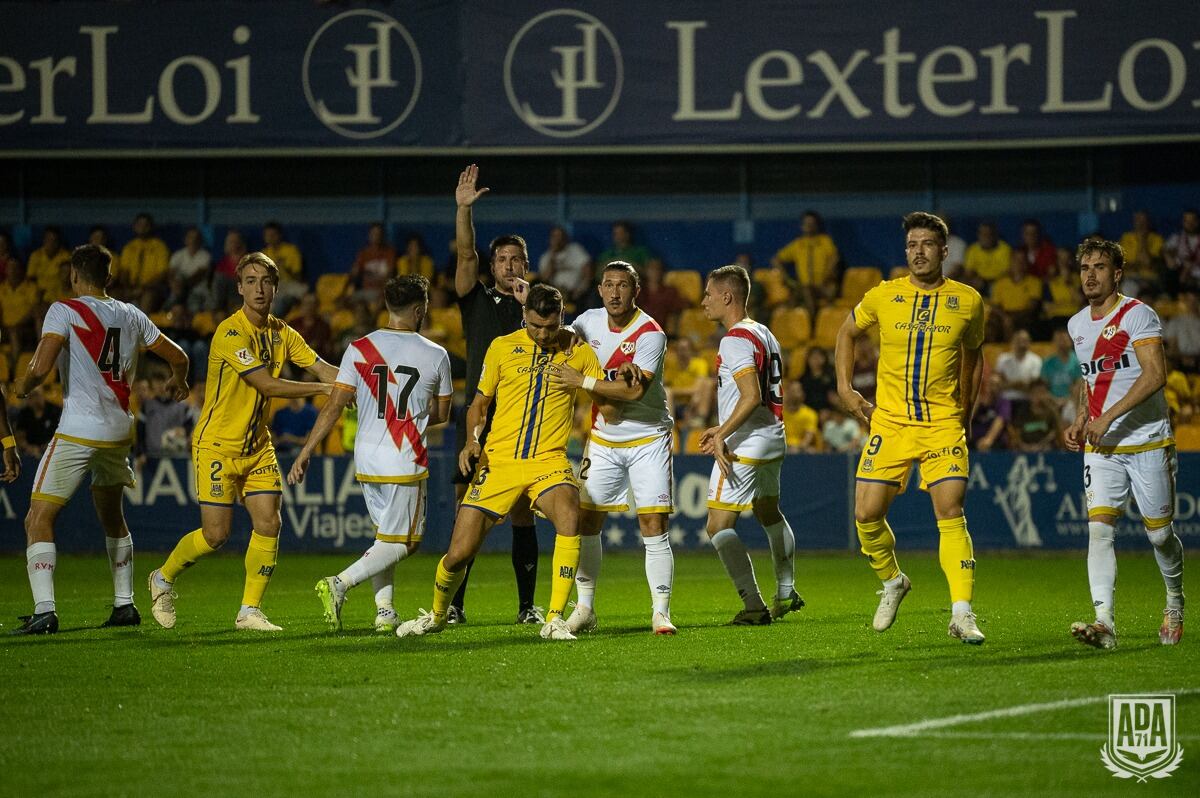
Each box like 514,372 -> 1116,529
31,435 -> 135,506
707,457 -> 782,512
579,432 -> 674,515
362,480 -> 426,543
1084,446 -> 1177,529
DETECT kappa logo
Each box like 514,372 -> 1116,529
504,9 -> 623,138
946,295 -> 960,310
948,464 -> 962,473
224,329 -> 240,337
1102,694 -> 1183,781
513,346 -> 527,354
302,9 -> 422,140
892,295 -> 907,303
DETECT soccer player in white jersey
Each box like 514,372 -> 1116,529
548,261 -> 678,635
12,245 -> 190,634
288,275 -> 452,633
698,265 -> 801,625
1065,238 -> 1184,648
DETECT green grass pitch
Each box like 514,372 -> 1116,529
1,550 -> 1195,797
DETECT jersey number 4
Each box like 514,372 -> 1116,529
97,327 -> 122,380
372,364 -> 420,419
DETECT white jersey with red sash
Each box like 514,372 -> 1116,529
1068,295 -> 1173,453
573,308 -> 673,445
41,295 -> 161,444
715,319 -> 785,461
334,329 -> 452,483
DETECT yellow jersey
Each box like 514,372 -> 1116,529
194,309 -> 319,456
119,238 -> 170,287
853,277 -> 984,427
477,328 -> 603,461
262,242 -> 303,283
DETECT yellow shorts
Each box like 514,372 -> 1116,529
461,453 -> 578,520
194,445 -> 282,506
855,416 -> 968,492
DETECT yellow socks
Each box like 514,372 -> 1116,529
432,557 -> 467,622
856,519 -> 900,582
547,534 -> 581,621
160,528 -> 216,583
241,532 -> 279,608
937,516 -> 975,605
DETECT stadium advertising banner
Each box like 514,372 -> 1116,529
1,452 -> 1196,554
1,1 -> 1198,153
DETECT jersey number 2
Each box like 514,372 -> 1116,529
97,327 -> 122,380
372,364 -> 420,419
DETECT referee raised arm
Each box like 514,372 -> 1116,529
449,164 -> 542,625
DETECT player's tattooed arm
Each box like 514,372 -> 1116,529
834,313 -> 873,424
287,384 -> 354,486
454,164 -> 489,299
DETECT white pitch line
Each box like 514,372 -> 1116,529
850,688 -> 1200,739
899,732 -> 1200,741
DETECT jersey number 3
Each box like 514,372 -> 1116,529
372,364 -> 420,419
97,327 -> 122,380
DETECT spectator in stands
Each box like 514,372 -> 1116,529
337,300 -> 375,351
349,222 -> 397,310
271,397 -> 318,456
1040,327 -> 1081,422
159,303 -> 208,381
598,220 -> 652,268
1119,210 -> 1164,295
734,252 -> 767,319
821,406 -> 864,453
396,233 -> 435,280
782,380 -> 820,453
939,214 -> 967,278
212,229 -> 246,311
771,210 -> 839,313
118,212 -> 170,310
135,372 -> 195,461
963,220 -> 1011,290
799,346 -> 836,412
637,257 -> 687,334
1010,379 -> 1061,451
169,227 -> 213,311
1017,219 -> 1057,278
1165,354 -> 1195,426
289,292 -> 334,362
0,259 -> 39,357
262,221 -> 305,315
990,251 -> 1042,340
27,226 -> 69,302
1165,209 -> 1200,295
1043,248 -> 1082,328
970,374 -> 1011,452
88,226 -> 120,277
663,336 -> 714,428
1165,289 -> 1200,371
15,386 -> 60,457
0,229 -> 16,281
851,336 -> 878,405
995,329 -> 1043,409
537,225 -> 592,303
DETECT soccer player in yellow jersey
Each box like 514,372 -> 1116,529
396,284 -> 604,641
148,253 -> 338,631
835,212 -> 987,644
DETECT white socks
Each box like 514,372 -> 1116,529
951,600 -> 972,616
27,542 -> 57,614
642,532 -> 674,616
337,540 -> 411,591
574,535 -> 603,610
1147,524 -> 1185,610
762,519 -> 796,599
372,571 -> 394,610
711,529 -> 765,611
106,534 -> 134,608
1087,521 -> 1117,628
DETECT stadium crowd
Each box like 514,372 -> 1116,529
2,208 -> 1199,460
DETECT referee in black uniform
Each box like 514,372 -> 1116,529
449,164 -> 542,624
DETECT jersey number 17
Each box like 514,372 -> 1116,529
372,364 -> 420,419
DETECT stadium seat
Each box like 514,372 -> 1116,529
429,307 -> 466,359
812,307 -> 845,349
836,267 -> 882,308
785,347 -> 809,380
329,309 -> 356,336
889,266 -> 908,280
1176,423 -> 1200,451
316,273 -> 348,312
678,308 -> 718,342
771,306 -> 811,350
681,427 -> 706,455
192,311 -> 216,336
149,311 -> 172,327
753,268 -> 791,307
1030,341 -> 1055,359
664,270 -> 702,305
376,309 -> 390,327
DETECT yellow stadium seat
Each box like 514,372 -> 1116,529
753,268 -> 791,307
785,347 -> 809,380
1030,341 -> 1055,358
1176,423 -> 1200,452
837,267 -> 883,308
812,307 -> 846,349
329,309 -> 356,336
316,273 -> 348,312
889,266 -> 908,280
771,306 -> 811,350
678,308 -> 718,342
376,310 -> 390,327
664,270 -> 702,305
429,307 -> 466,359
682,428 -> 706,455
324,427 -> 345,455
192,311 -> 216,336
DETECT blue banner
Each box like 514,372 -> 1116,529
1,452 -> 1196,554
1,2 -> 1198,154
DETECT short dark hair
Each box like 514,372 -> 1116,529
802,210 -> 824,232
264,221 -> 282,234
385,274 -> 429,313
236,251 -> 280,284
902,212 -> 948,244
135,212 -> 154,226
43,225 -> 64,243
526,283 -> 563,318
89,225 -> 108,239
707,264 -> 751,305
601,260 -> 640,290
1076,238 -> 1125,272
71,244 -> 113,288
489,234 -> 528,262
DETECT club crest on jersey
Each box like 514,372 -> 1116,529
946,296 -> 959,310
235,348 -> 255,366
620,341 -> 636,355
1102,324 -> 1119,340
271,332 -> 282,345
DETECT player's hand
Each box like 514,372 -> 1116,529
698,425 -> 722,453
711,438 -> 733,481
455,163 -> 489,207
549,362 -> 584,390
1084,413 -> 1113,447
287,451 -> 311,485
838,388 -> 873,425
1,446 -> 19,482
165,377 -> 189,403
458,440 -> 481,477
512,276 -> 529,305
1064,416 -> 1087,452
616,362 -> 641,386
318,383 -> 333,396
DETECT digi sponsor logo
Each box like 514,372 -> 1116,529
1080,352 -> 1131,377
